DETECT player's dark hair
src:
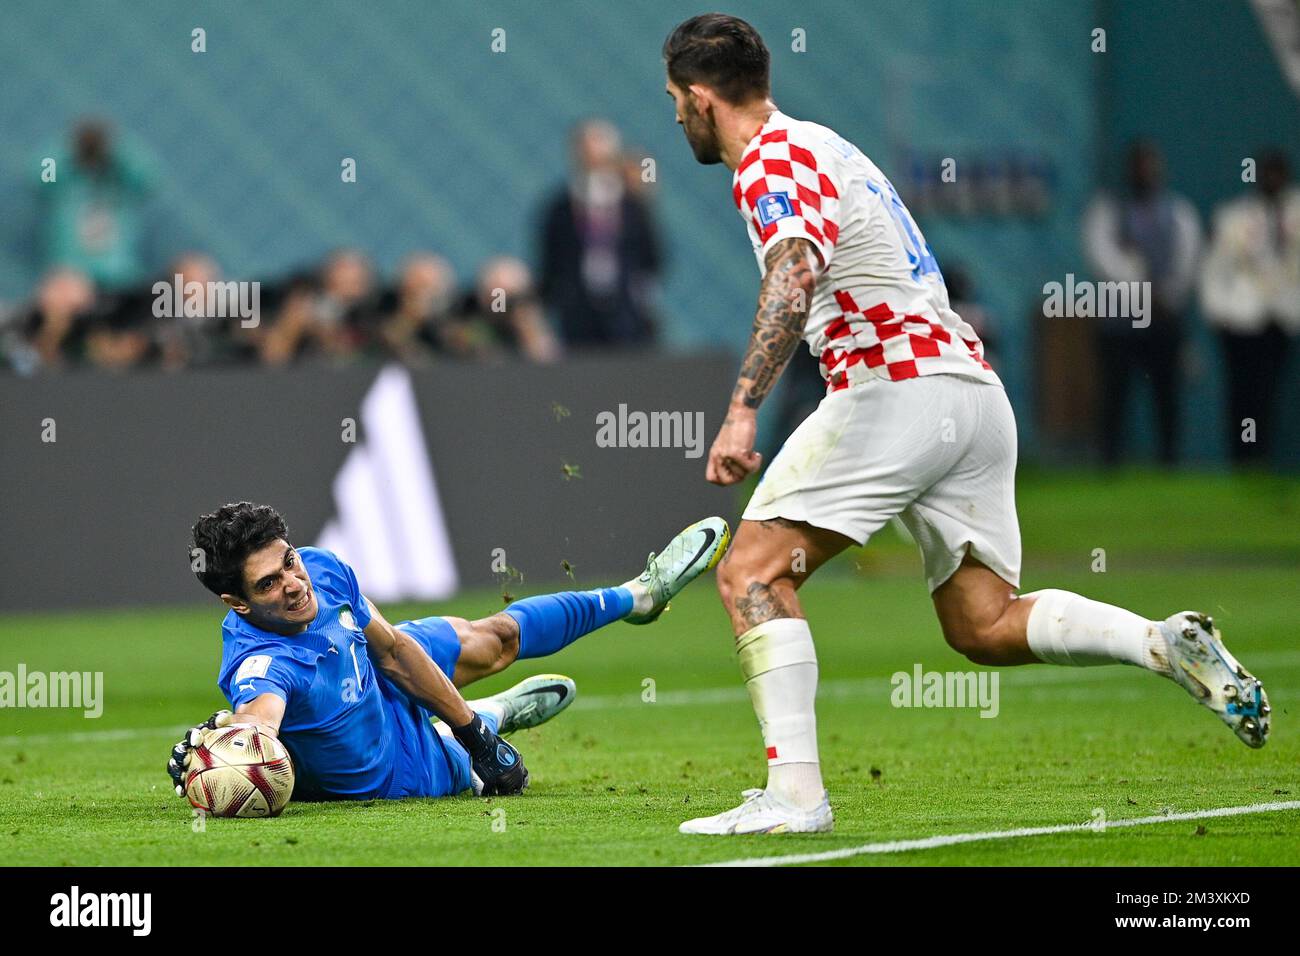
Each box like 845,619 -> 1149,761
190,502 -> 290,598
663,13 -> 770,106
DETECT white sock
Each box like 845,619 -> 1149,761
620,579 -> 653,615
436,701 -> 507,733
1024,589 -> 1172,676
474,701 -> 508,727
736,618 -> 825,810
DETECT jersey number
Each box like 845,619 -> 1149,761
341,643 -> 364,703
866,177 -> 941,283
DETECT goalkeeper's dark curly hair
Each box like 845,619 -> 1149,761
190,502 -> 290,598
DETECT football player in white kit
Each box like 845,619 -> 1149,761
662,14 -> 1271,835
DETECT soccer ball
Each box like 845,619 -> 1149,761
184,724 -> 295,818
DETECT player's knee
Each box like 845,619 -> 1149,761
715,551 -> 799,627
715,557 -> 739,608
454,614 -> 517,679
480,613 -> 519,676
494,618 -> 520,672
715,552 -> 767,610
941,620 -> 1004,666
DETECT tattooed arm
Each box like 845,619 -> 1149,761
705,237 -> 821,485
733,238 -> 821,410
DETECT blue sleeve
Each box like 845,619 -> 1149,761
224,652 -> 309,710
300,547 -> 372,629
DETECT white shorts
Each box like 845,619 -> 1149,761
743,374 -> 1022,592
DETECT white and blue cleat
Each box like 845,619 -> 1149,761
473,673 -> 577,737
1158,612 -> 1270,748
624,516 -> 731,626
679,788 -> 834,835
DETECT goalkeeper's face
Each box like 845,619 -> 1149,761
225,540 -> 318,634
667,79 -> 722,165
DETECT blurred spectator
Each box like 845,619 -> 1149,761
376,252 -> 462,362
84,285 -> 159,372
155,252 -> 229,370
317,248 -> 382,355
459,256 -> 560,363
1083,140 -> 1202,466
258,273 -> 332,366
259,250 -> 379,366
40,119 -> 157,290
1200,149 -> 1300,467
538,119 -> 663,348
2,268 -> 96,374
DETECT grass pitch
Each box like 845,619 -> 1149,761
1,470 -> 1297,866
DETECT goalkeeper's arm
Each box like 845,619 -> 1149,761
363,600 -> 528,795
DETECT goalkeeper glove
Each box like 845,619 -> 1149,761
451,713 -> 529,796
166,709 -> 234,796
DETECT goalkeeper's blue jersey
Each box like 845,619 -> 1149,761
216,547 -> 462,800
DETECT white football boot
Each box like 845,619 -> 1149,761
470,674 -> 577,737
1158,612 -> 1270,748
679,788 -> 834,835
624,517 -> 731,625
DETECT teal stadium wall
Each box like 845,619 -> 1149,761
0,0 -> 1294,463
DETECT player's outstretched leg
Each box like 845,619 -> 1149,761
451,517 -> 731,687
507,515 -> 729,648
933,561 -> 1271,748
1020,593 -> 1269,747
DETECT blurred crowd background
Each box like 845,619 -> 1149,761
0,0 -> 1296,471
3,117 -> 659,372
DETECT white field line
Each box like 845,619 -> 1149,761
700,800 -> 1300,867
2,648 -> 1295,745
0,725 -> 189,746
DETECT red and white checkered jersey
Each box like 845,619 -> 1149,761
732,111 -> 1000,390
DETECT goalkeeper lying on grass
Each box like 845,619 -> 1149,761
168,501 -> 729,802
